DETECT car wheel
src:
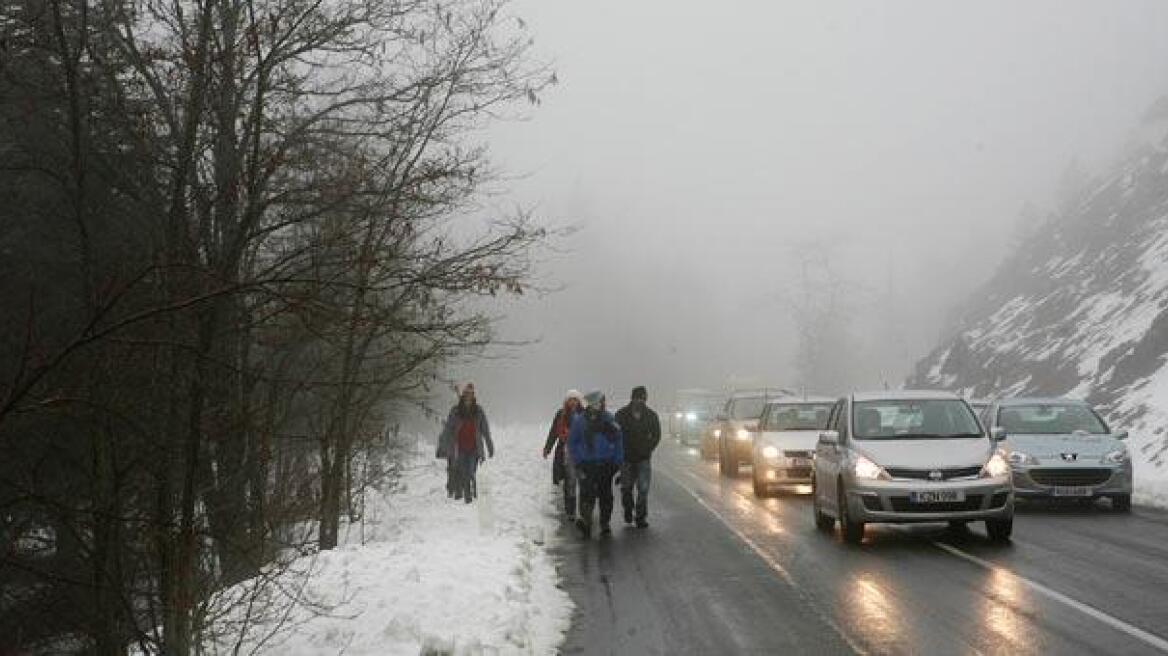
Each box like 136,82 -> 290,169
986,517 -> 1013,543
1112,494 -> 1132,513
838,482 -> 864,545
813,481 -> 835,532
753,467 -> 769,498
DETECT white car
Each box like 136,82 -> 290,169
751,396 -> 835,497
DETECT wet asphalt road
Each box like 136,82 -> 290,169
552,439 -> 1168,655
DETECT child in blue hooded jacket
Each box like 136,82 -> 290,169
568,390 -> 624,537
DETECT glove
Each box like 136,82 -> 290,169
542,450 -> 549,459
478,456 -> 486,465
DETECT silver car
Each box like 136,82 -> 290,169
985,397 -> 1133,511
813,391 -> 1014,545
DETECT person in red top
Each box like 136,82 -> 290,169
543,390 -> 584,519
437,383 -> 494,503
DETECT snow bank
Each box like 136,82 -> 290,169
205,424 -> 571,655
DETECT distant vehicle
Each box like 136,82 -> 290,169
751,397 -> 834,497
711,390 -> 787,476
674,408 -> 713,447
812,391 -> 1014,545
670,388 -> 723,445
984,397 -> 1132,511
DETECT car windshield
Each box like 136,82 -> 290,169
764,403 -> 833,430
731,397 -> 767,419
997,403 -> 1108,435
852,399 -> 982,439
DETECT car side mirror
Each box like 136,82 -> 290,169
819,430 -> 840,445
990,427 -> 1007,442
1114,430 -> 1129,441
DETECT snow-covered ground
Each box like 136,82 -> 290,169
204,425 -> 571,655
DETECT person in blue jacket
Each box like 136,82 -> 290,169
568,390 -> 624,538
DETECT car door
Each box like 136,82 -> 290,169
816,399 -> 846,511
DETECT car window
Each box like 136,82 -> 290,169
730,396 -> 767,420
996,403 -> 1108,435
852,399 -> 981,439
764,403 -> 834,431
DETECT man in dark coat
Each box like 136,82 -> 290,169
568,391 -> 623,538
615,386 -> 661,528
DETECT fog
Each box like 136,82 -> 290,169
462,0 -> 1168,423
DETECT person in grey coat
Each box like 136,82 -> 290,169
437,383 -> 495,502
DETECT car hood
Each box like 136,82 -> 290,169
854,437 -> 991,469
1004,433 -> 1123,459
758,430 -> 819,451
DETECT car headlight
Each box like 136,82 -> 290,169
853,455 -> 889,480
736,428 -> 751,440
686,412 -> 697,422
761,445 -> 779,459
674,412 -> 683,419
1103,448 -> 1129,464
712,428 -> 722,438
981,452 -> 1010,478
1006,451 -> 1038,466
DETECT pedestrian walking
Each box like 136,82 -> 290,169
437,383 -> 495,503
615,386 -> 661,528
568,391 -> 623,538
544,390 -> 584,520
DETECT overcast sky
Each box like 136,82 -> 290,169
459,0 -> 1168,424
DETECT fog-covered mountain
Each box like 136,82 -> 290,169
909,110 -> 1168,503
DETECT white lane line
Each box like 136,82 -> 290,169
933,541 -> 1168,653
658,467 -> 868,655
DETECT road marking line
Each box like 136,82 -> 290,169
932,541 -> 1168,653
658,467 -> 867,655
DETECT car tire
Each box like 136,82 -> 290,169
986,517 -> 1013,543
838,483 -> 864,545
1112,494 -> 1132,513
813,481 -> 835,532
753,470 -> 768,498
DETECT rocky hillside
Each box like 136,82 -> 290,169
908,114 -> 1168,504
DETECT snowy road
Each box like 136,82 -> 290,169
554,439 -> 1168,655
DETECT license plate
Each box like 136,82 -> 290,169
910,490 -> 965,504
788,458 -> 812,468
1051,486 -> 1094,497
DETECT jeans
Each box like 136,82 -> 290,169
621,460 -> 652,522
457,452 -> 479,501
577,462 -> 616,527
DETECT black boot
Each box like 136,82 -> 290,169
575,517 -> 591,539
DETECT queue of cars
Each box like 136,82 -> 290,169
685,388 -> 1134,545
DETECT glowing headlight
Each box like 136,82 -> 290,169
686,412 -> 697,422
736,428 -> 751,440
853,455 -> 888,480
713,429 -> 722,438
674,412 -> 683,419
762,445 -> 780,459
1103,448 -> 1129,464
981,452 -> 1010,478
1006,451 -> 1038,466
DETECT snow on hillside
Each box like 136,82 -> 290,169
200,425 -> 571,655
910,117 -> 1168,508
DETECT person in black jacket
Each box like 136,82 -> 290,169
615,386 -> 661,528
543,390 -> 583,519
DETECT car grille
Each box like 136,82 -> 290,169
1028,468 -> 1112,486
782,467 -> 812,478
885,466 -> 983,481
990,492 -> 1010,508
889,495 -> 984,512
784,450 -> 813,459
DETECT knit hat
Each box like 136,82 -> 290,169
583,390 -> 605,409
566,389 -> 584,403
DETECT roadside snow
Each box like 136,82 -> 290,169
203,425 -> 571,655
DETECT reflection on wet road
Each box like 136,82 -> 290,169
557,440 -> 1168,655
